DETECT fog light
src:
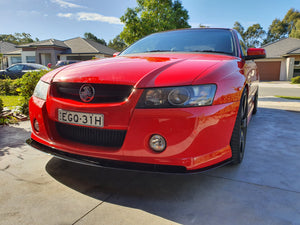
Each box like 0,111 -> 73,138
149,134 -> 166,152
33,119 -> 40,132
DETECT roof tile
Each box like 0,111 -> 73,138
262,38 -> 300,58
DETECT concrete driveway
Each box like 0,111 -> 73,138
0,82 -> 300,225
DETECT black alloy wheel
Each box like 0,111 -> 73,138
252,89 -> 258,115
230,88 -> 248,164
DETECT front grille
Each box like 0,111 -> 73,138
52,82 -> 133,103
56,122 -> 126,148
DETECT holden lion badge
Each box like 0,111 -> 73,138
79,84 -> 95,102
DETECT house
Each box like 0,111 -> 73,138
3,37 -> 117,67
255,38 -> 300,81
0,41 -> 19,69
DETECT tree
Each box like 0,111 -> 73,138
233,21 -> 245,39
120,0 -> 190,45
14,33 -> 34,44
233,22 -> 265,47
283,8 -> 300,34
198,24 -> 209,28
84,32 -> 107,46
234,9 -> 300,46
263,18 -> 288,44
264,8 -> 300,44
290,19 -> 300,38
108,35 -> 127,52
0,33 -> 35,45
244,24 -> 266,48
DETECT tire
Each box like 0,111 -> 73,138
230,88 -> 248,165
252,89 -> 258,115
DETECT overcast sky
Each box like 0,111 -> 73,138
0,0 -> 298,43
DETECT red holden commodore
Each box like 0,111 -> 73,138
27,28 -> 266,173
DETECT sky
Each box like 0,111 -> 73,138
0,0 -> 299,43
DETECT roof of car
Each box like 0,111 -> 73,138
12,63 -> 47,68
169,28 -> 233,32
148,28 -> 234,36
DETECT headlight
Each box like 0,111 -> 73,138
33,80 -> 50,100
136,84 -> 217,108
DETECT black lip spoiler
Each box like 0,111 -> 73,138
26,138 -> 232,174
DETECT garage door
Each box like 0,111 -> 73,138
255,61 -> 281,81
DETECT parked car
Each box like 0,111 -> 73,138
27,28 -> 265,173
0,63 -> 49,79
54,60 -> 80,68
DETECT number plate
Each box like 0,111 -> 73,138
58,109 -> 104,127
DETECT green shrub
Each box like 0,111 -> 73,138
0,98 -> 3,114
20,101 -> 29,115
0,78 -> 22,95
10,79 -> 22,95
0,115 -> 18,125
0,79 -> 11,95
291,76 -> 300,84
19,70 -> 49,115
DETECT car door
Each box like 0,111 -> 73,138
6,64 -> 25,79
236,32 -> 258,111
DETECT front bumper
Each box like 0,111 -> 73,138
29,92 -> 239,172
26,138 -> 232,173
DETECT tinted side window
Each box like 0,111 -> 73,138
9,64 -> 24,71
24,66 -> 35,70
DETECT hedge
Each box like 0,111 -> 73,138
291,76 -> 300,84
0,69 -> 49,115
19,70 -> 49,114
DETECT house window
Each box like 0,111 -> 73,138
294,61 -> 300,77
11,56 -> 22,64
26,56 -> 36,63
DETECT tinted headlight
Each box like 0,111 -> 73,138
33,80 -> 50,100
136,84 -> 217,108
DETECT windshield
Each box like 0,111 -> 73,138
120,29 -> 236,56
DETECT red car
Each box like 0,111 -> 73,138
27,28 -> 265,173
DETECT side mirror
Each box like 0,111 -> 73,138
113,52 -> 120,57
244,48 -> 266,60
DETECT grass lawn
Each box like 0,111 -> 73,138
275,95 -> 300,100
0,95 -> 21,108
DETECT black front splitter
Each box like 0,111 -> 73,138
26,138 -> 232,174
